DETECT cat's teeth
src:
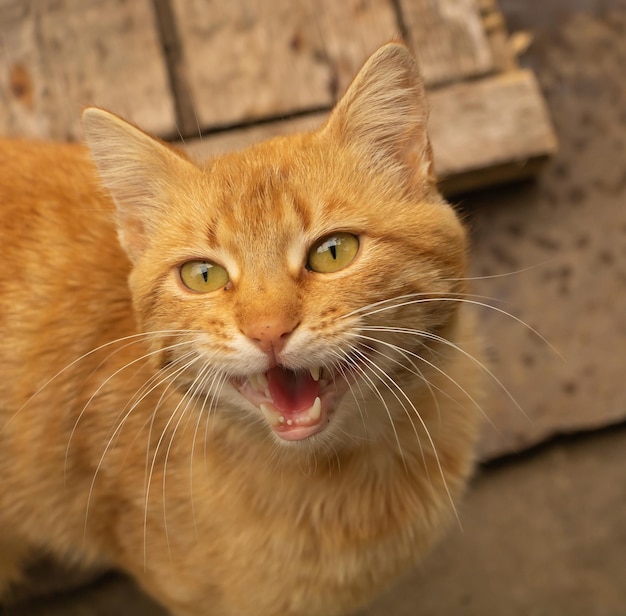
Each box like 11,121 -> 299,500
249,372 -> 269,396
260,404 -> 281,427
309,396 -> 322,421
257,372 -> 269,390
309,367 -> 321,382
292,398 -> 321,425
261,397 -> 321,429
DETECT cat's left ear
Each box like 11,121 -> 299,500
323,43 -> 435,186
83,108 -> 198,262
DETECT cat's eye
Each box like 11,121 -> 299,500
179,260 -> 229,293
307,233 -> 359,273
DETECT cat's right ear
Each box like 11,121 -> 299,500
322,43 -> 435,188
82,108 -> 198,262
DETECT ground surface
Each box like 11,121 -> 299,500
3,0 -> 626,614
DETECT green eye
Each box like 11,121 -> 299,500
307,233 -> 359,273
180,260 -> 229,293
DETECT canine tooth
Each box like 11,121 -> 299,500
309,366 -> 320,381
260,404 -> 281,427
286,419 -> 293,426
257,372 -> 269,391
309,397 -> 321,421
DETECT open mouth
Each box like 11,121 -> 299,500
231,366 -> 348,441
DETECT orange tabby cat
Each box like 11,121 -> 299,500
0,44 -> 482,615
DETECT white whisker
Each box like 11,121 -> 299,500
350,294 -> 561,359
361,325 -> 530,424
141,352 -> 204,567
79,349 -> 200,549
353,331 -> 501,433
351,347 -> 461,528
2,329 -> 201,434
66,340 -> 199,474
442,260 -> 555,282
330,348 -> 407,469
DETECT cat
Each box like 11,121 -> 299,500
0,43 -> 483,615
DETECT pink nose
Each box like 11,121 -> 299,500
242,318 -> 298,356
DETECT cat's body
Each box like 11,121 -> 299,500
0,45 -> 482,615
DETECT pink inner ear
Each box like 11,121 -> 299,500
267,367 -> 320,414
117,212 -> 149,263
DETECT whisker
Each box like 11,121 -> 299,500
189,367 -> 229,533
442,260 -> 555,282
326,352 -> 370,444
142,353 -> 204,567
352,295 -> 562,359
80,350 -> 200,548
163,361 -> 219,546
2,329 -> 201,433
331,349 -> 407,470
107,351 -> 200,465
66,340 -> 199,472
354,335 -> 444,423
161,366 -> 213,567
341,291 -> 505,321
361,325 -> 530,424
354,331 -> 501,432
352,348 -> 461,528
351,347 -> 427,474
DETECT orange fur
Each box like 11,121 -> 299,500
0,44 -> 483,615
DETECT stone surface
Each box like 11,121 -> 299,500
0,0 -> 175,140
357,427 -> 626,615
466,6 -> 626,459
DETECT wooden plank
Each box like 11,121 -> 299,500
428,69 -> 557,194
169,0 -> 399,132
477,0 -> 517,74
170,0 -> 507,131
182,115 -> 325,160
400,0 -> 495,86
0,0 -> 175,140
182,70 -> 556,196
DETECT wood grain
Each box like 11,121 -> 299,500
168,0 -> 400,129
183,70 -> 557,196
0,0 -> 556,193
399,0 -> 495,86
0,0 -> 175,140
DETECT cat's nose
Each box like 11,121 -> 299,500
242,318 -> 299,358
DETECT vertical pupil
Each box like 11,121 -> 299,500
329,243 -> 337,259
201,264 -> 209,282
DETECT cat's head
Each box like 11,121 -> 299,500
83,43 -> 467,449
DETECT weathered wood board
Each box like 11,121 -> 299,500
0,0 -> 557,192
168,0 -> 400,131
184,70 -> 557,196
169,0 -> 505,131
0,0 -> 175,140
429,69 -> 558,194
399,0 -> 495,85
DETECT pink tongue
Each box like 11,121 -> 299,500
267,367 -> 320,414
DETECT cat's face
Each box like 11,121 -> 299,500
84,44 -> 467,448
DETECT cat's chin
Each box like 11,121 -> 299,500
231,366 -> 349,442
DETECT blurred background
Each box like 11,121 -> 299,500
1,0 -> 625,613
